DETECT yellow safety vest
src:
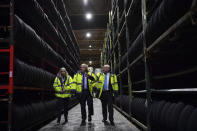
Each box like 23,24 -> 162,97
72,72 -> 97,96
53,75 -> 73,98
96,73 -> 119,98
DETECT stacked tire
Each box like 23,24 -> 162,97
115,95 -> 130,113
14,59 -> 55,88
115,96 -> 147,125
150,100 -> 197,131
115,0 -> 193,73
130,97 -> 147,124
15,0 -> 79,70
12,99 -> 57,131
14,15 -> 74,73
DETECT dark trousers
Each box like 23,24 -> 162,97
56,97 -> 69,123
78,90 -> 94,121
100,91 -> 114,122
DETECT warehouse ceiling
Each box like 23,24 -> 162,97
64,0 -> 111,68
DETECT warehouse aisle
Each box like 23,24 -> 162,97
39,99 -> 140,131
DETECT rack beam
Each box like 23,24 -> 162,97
0,49 -> 10,52
151,88 -> 197,93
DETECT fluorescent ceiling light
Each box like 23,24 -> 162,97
86,13 -> 92,20
84,0 -> 88,5
86,32 -> 91,38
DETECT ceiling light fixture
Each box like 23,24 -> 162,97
89,45 -> 92,48
84,0 -> 88,5
86,32 -> 91,38
86,13 -> 92,20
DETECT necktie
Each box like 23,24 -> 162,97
82,74 -> 85,89
83,74 -> 87,89
104,74 -> 108,90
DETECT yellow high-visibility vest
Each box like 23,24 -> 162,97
96,73 -> 119,98
53,75 -> 73,98
72,72 -> 97,96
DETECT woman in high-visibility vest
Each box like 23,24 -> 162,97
53,67 -> 73,125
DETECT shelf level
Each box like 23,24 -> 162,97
0,72 -> 9,75
0,49 -> 10,52
0,98 -> 9,102
0,121 -> 8,124
0,85 -> 9,90
0,4 -> 10,8
0,39 -> 10,43
151,88 -> 197,93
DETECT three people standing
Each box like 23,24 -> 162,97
53,64 -> 119,126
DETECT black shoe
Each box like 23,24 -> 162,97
62,120 -> 68,125
80,120 -> 86,126
102,120 -> 109,125
56,122 -> 60,126
88,116 -> 92,122
102,119 -> 107,123
110,121 -> 115,126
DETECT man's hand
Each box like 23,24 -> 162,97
113,90 -> 119,97
70,89 -> 76,95
85,73 -> 95,81
84,73 -> 89,77
93,86 -> 98,92
61,89 -> 68,94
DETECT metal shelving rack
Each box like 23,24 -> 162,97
101,0 -> 197,130
0,0 -> 14,130
0,0 -> 80,130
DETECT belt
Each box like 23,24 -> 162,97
82,89 -> 89,91
55,91 -> 70,94
102,90 -> 110,92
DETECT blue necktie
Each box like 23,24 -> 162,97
104,74 -> 108,90
83,74 -> 87,89
84,76 -> 87,89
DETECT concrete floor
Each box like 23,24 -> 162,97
39,99 -> 140,131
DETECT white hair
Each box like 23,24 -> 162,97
57,67 -> 66,77
81,63 -> 88,68
104,64 -> 110,68
60,67 -> 66,71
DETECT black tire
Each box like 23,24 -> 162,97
165,103 -> 176,130
155,101 -> 166,130
177,105 -> 195,131
186,109 -> 197,131
169,102 -> 185,131
150,101 -> 158,131
159,102 -> 171,131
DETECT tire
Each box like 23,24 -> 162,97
177,105 -> 195,131
165,103 -> 176,130
169,102 -> 185,131
186,109 -> 197,131
155,101 -> 166,130
159,102 -> 171,131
